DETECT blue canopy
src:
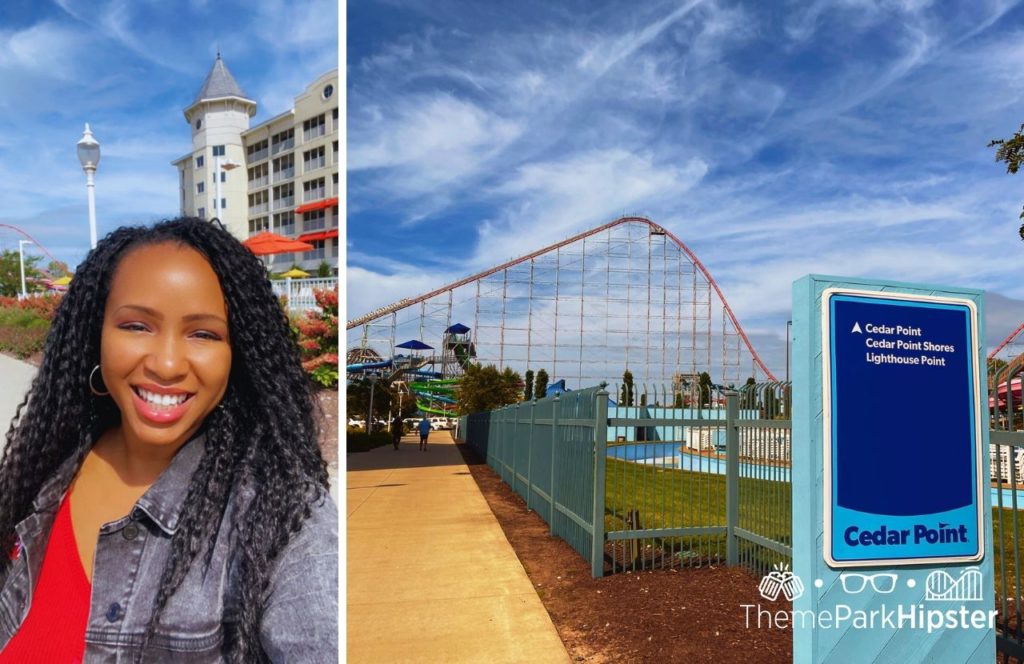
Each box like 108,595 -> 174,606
396,339 -> 433,350
545,379 -> 570,396
446,323 -> 471,334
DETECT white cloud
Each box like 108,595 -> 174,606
350,94 -> 521,194
347,0 -> 1024,385
346,264 -> 461,323
472,150 -> 708,267
0,22 -> 88,79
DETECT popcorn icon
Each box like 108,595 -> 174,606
758,563 -> 804,601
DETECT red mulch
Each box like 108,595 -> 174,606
456,442 -> 792,663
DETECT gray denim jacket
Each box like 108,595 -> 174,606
0,435 -> 338,662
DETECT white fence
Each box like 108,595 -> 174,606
270,277 -> 338,312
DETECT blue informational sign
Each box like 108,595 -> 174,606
823,289 -> 983,567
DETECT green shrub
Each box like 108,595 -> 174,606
0,324 -> 49,359
346,430 -> 393,453
294,288 -> 339,388
0,297 -> 58,359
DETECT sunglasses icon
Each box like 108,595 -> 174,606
839,572 -> 898,594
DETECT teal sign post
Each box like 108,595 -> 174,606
792,275 -> 994,663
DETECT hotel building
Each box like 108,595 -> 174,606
172,55 -> 339,273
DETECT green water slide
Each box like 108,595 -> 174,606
411,379 -> 460,415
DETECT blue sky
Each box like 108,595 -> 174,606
347,0 -> 1024,377
0,0 -> 337,270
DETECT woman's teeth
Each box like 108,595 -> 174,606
137,388 -> 189,408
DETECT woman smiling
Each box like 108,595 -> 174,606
0,218 -> 337,663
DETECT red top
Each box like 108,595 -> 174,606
0,493 -> 91,663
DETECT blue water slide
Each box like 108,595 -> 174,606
346,359 -> 393,372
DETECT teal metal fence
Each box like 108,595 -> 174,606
462,382 -> 792,579
460,372 -> 1024,662
604,382 -> 791,577
990,362 -> 1024,661
463,385 -> 608,575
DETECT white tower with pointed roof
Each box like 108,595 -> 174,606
172,53 -> 256,240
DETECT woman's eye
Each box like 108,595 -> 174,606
118,322 -> 148,332
192,330 -> 223,341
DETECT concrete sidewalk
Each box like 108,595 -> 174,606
347,432 -> 570,663
0,354 -> 37,457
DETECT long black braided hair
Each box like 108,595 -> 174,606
0,217 -> 329,662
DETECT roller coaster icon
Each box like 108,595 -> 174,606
924,567 -> 983,602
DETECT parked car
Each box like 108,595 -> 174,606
429,417 -> 450,431
347,418 -> 366,429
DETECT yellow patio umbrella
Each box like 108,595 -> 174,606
279,268 -> 310,278
52,275 -> 72,286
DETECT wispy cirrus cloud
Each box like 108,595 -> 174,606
349,0 -> 1024,376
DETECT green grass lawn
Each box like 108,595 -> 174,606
993,507 -> 1024,606
604,458 -> 1024,586
603,457 -> 791,571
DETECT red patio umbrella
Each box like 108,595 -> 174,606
242,231 -> 315,256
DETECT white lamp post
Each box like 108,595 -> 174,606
18,240 -> 33,299
213,157 -> 241,221
76,124 -> 100,249
367,375 -> 379,434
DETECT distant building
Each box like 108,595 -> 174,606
172,54 -> 338,274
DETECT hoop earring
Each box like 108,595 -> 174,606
89,365 -> 110,396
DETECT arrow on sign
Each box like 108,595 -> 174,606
851,322 -> 863,334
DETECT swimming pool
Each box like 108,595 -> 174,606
610,443 -> 1024,507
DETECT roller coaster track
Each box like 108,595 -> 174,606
347,216 -> 777,381
0,223 -> 68,274
990,322 -> 1024,361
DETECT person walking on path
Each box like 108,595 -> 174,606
391,415 -> 403,450
418,416 -> 430,451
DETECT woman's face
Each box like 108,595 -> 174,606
100,242 -> 232,450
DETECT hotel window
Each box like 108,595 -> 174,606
303,177 -> 325,202
248,216 -> 269,235
303,114 -> 325,141
248,190 -> 269,214
198,207 -> 206,219
303,146 -> 325,172
196,155 -> 205,168
273,211 -> 295,236
271,128 -> 294,155
303,240 -> 325,261
273,182 -> 294,209
247,139 -> 268,161
303,209 -> 326,232
248,163 -> 269,188
272,153 -> 294,181
212,145 -> 225,156
197,182 -> 205,194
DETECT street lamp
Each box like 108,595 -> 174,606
367,374 -> 379,434
76,124 -> 100,249
213,157 -> 241,221
393,381 -> 408,431
18,240 -> 33,299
